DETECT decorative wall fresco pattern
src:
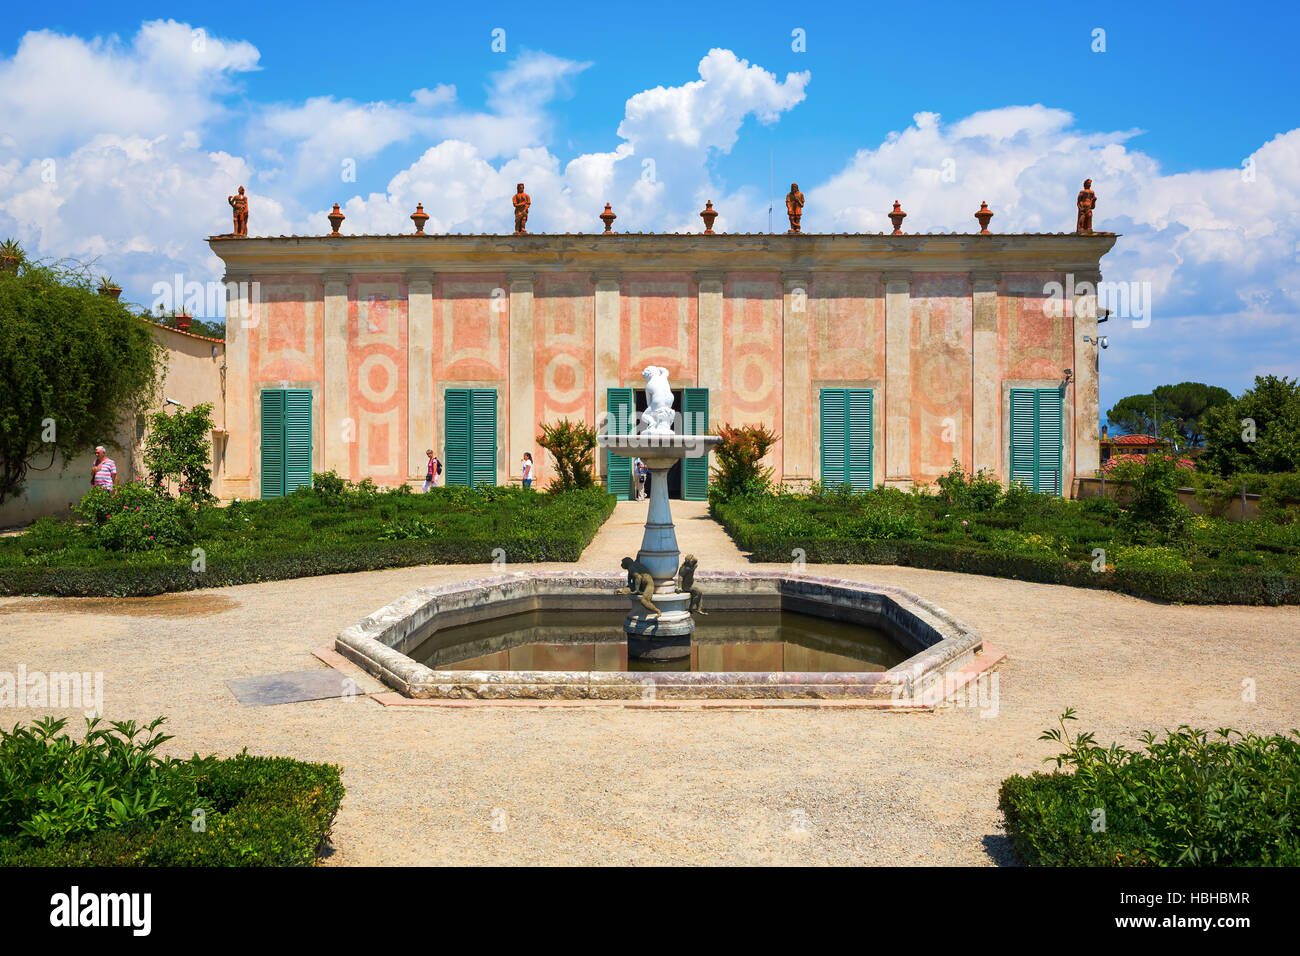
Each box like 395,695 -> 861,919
347,276 -> 408,483
534,274 -> 595,426
910,273 -> 973,482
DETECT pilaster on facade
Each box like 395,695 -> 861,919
405,271 -> 436,480
321,273 -> 351,476
592,272 -> 622,446
507,273 -> 536,482
882,271 -> 913,487
781,272 -> 812,483
222,274 -> 253,497
971,271 -> 1001,476
1072,269 -> 1102,480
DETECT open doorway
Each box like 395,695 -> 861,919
634,387 -> 683,499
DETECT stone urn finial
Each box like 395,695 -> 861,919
699,200 -> 718,234
600,202 -> 617,234
328,203 -> 345,236
975,201 -> 994,234
410,203 -> 429,234
888,200 -> 907,235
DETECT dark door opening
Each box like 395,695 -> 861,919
635,388 -> 683,499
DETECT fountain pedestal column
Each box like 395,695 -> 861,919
597,434 -> 720,661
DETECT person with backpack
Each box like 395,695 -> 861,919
423,448 -> 442,492
633,457 -> 647,500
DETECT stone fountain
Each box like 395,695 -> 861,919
597,367 -> 720,660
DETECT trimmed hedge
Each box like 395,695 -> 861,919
1,715 -> 344,867
0,486 -> 616,597
1000,716 -> 1300,866
1,754 -> 344,866
713,495 -> 1300,605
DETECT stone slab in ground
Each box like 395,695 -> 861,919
226,669 -> 364,706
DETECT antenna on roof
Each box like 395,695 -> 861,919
759,147 -> 769,234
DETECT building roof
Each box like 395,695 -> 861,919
143,318 -> 224,345
211,231 -> 1119,241
1101,452 -> 1194,472
1108,434 -> 1167,446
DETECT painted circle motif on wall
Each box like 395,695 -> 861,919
357,352 -> 400,410
544,353 -> 585,410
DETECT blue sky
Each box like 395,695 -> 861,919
2,0 -> 1298,418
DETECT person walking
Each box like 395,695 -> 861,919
633,457 -> 647,500
423,448 -> 441,492
521,452 -> 534,490
91,445 -> 117,491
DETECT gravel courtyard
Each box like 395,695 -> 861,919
2,502 -> 1296,865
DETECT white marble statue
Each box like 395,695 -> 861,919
640,366 -> 676,435
642,367 -> 676,433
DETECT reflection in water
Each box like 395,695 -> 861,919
414,609 -> 905,673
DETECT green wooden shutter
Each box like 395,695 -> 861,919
820,389 -> 847,490
847,389 -> 873,491
1009,388 -> 1063,495
820,389 -> 873,492
470,389 -> 497,487
284,389 -> 313,494
445,389 -> 471,486
1036,390 -> 1063,496
260,390 -> 286,499
606,387 -> 634,500
681,387 -> 710,500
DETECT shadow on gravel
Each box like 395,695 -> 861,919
982,832 -> 1018,866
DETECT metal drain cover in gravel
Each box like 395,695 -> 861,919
226,669 -> 361,706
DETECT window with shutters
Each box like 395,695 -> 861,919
445,388 -> 498,487
819,388 -> 873,492
260,389 -> 312,499
681,388 -> 710,500
605,387 -> 635,500
1008,388 -> 1064,495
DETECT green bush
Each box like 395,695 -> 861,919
1112,544 -> 1193,574
0,716 -> 343,866
999,710 -> 1300,866
536,418 -> 598,491
0,484 -> 615,596
934,460 -> 1002,512
72,482 -> 195,552
709,423 -> 779,500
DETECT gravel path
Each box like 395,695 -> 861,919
1,502 -> 1296,865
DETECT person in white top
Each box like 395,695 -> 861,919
521,452 -> 534,489
633,457 -> 647,500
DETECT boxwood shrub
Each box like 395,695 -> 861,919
999,711 -> 1300,866
0,717 -> 343,866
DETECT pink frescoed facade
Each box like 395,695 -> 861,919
211,231 -> 1116,498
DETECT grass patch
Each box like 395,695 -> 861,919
0,481 -> 616,597
0,717 -> 343,866
999,710 -> 1300,866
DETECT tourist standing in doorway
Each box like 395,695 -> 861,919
521,452 -> 534,489
91,445 -> 117,491
633,457 -> 647,500
423,449 -> 441,492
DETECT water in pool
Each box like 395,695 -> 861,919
410,608 -> 907,673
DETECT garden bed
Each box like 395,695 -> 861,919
710,476 -> 1300,605
0,483 -> 615,597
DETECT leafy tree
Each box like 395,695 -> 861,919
536,418 -> 597,491
710,423 -> 779,498
143,402 -> 215,503
1201,375 -> 1300,476
1106,393 -> 1156,437
1151,382 -> 1233,447
1107,383 -> 1233,448
0,261 -> 164,503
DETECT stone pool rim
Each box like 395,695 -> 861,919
334,570 -> 988,702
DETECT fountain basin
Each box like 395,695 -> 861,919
335,571 -> 987,701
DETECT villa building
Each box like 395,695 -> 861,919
210,226 -> 1116,500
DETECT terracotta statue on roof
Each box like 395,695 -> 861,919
1076,179 -> 1096,233
513,183 -> 531,234
228,186 -> 248,237
785,183 -> 805,233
